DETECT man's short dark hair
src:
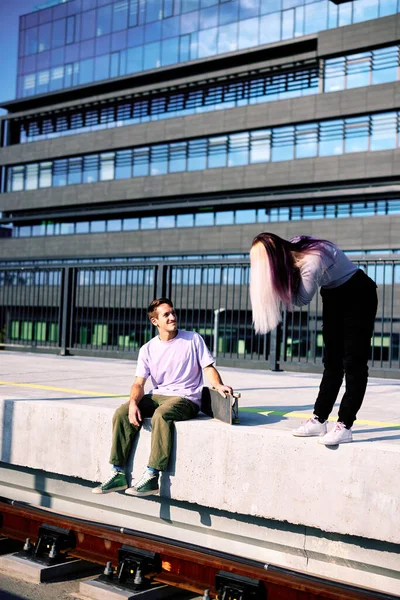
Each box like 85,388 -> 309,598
147,298 -> 174,321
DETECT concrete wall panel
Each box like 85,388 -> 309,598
0,215 -> 398,261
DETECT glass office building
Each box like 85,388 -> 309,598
17,0 -> 399,98
0,0 -> 400,265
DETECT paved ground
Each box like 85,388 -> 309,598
0,351 -> 399,444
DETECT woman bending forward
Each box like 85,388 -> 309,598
250,233 -> 378,446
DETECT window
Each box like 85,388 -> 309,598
133,147 -> 150,176
208,136 -> 227,168
141,216 -> 157,229
372,46 -> 398,85
370,112 -> 397,151
346,52 -> 370,89
26,164 -> 39,190
32,223 -> 46,236
216,211 -> 234,225
91,220 -> 106,232
61,223 -> 75,235
83,155 -> 99,183
100,152 -> 115,180
324,57 -> 345,92
25,27 -> 38,55
107,219 -> 122,231
228,132 -> 249,166
95,55 -> 110,81
295,123 -> 318,158
39,162 -> 52,188
38,23 -> 51,53
319,120 -> 343,156
188,138 -> 207,171
82,9 -> 96,40
115,150 -> 132,179
53,159 -> 68,186
123,218 -> 139,230
236,209 -> 256,224
158,215 -> 175,228
68,157 -> 83,185
249,130 -> 270,163
177,214 -> 194,228
52,18 -> 66,49
344,116 -> 369,153
169,142 -> 187,172
10,166 -> 24,192
150,144 -> 168,175
195,212 -> 214,226
76,221 -> 90,233
271,126 -> 294,161
113,0 -> 129,31
97,5 -> 112,36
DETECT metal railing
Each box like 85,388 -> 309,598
0,259 -> 399,376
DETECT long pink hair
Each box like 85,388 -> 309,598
250,233 -> 332,334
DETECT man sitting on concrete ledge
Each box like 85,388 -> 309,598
93,297 -> 232,497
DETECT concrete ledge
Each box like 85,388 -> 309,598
0,397 -> 399,546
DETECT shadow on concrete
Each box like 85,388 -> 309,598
237,404 -> 317,426
352,425 -> 400,443
0,591 -> 26,600
1,400 -> 14,463
34,472 -> 52,508
353,434 -> 400,443
355,426 -> 400,434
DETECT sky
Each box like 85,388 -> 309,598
0,0 -> 37,115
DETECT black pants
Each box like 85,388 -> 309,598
313,269 -> 378,428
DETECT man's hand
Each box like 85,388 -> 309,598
203,365 -> 233,398
214,383 -> 233,398
128,377 -> 146,426
128,402 -> 142,426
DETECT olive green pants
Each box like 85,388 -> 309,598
109,394 -> 199,471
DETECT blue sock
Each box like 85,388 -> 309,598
147,466 -> 159,475
112,465 -> 124,472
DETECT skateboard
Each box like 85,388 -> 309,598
201,387 -> 241,425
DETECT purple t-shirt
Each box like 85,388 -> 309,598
135,330 -> 214,406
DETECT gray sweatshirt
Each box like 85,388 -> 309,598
292,243 -> 358,307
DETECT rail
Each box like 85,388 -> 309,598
0,497 -> 397,600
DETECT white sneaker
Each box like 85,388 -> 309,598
292,416 -> 327,437
319,422 -> 352,445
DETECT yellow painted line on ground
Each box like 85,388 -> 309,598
239,407 -> 400,428
0,381 -> 128,398
1,381 -> 398,428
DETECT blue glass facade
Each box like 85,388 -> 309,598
17,0 -> 400,98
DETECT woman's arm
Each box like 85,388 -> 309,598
292,253 -> 326,307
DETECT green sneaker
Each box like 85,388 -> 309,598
125,470 -> 159,497
92,471 -> 128,494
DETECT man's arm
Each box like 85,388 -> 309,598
128,376 -> 147,426
203,365 -> 233,397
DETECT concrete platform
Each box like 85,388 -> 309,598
0,552 -> 97,583
0,352 -> 400,595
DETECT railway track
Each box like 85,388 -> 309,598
0,497 -> 398,600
